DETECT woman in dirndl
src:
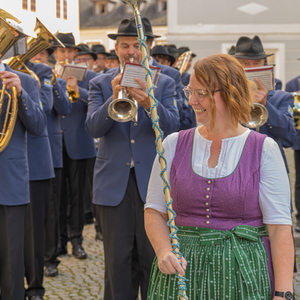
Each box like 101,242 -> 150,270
145,53 -> 294,300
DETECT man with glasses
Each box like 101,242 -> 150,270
74,43 -> 97,71
91,44 -> 109,74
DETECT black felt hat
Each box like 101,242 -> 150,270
178,47 -> 196,58
228,45 -> 236,55
75,43 -> 97,60
107,50 -> 119,60
151,45 -> 175,65
53,32 -> 79,49
46,47 -> 54,56
108,17 -> 160,40
91,44 -> 109,56
234,36 -> 273,60
166,44 -> 179,58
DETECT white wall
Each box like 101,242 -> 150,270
0,0 -> 80,42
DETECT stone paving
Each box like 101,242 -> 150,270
42,148 -> 300,299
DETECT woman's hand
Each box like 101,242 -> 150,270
157,249 -> 187,275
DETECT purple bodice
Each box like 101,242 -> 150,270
170,128 -> 266,230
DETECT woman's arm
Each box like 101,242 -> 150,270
267,224 -> 294,299
145,208 -> 186,275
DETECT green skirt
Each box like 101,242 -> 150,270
147,225 -> 271,300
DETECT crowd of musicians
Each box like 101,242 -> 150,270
0,10 -> 298,300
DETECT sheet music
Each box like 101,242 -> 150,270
120,62 -> 160,88
244,65 -> 275,91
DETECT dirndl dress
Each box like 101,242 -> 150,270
147,129 -> 273,300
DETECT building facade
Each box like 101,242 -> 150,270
0,0 -> 80,42
167,0 -> 300,88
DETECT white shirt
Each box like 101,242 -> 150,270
145,128 -> 292,225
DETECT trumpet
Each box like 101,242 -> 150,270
292,92 -> 300,130
107,58 -> 138,125
242,103 -> 269,129
54,60 -> 80,103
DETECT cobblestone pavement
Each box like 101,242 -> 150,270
42,148 -> 300,299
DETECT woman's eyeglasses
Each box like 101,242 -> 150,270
183,86 -> 221,102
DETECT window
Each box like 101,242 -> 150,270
157,0 -> 167,12
56,0 -> 61,18
22,0 -> 28,10
63,0 -> 67,20
95,2 -> 107,15
31,0 -> 36,12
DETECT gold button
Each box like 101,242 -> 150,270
206,221 -> 210,224
126,163 -> 130,166
205,202 -> 209,206
206,187 -> 210,191
205,195 -> 209,199
131,139 -> 135,144
62,116 -> 65,118
208,180 -> 212,184
206,208 -> 209,212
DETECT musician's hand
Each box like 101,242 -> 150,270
65,76 -> 79,93
254,78 -> 268,106
126,77 -> 151,109
156,249 -> 187,276
0,71 -> 22,96
111,73 -> 123,101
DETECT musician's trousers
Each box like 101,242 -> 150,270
94,168 -> 155,300
45,168 -> 62,267
60,143 -> 87,247
25,179 -> 51,298
0,204 -> 26,300
295,150 -> 300,220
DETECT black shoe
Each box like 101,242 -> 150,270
44,265 -> 58,277
95,231 -> 103,241
29,296 -> 45,300
58,244 -> 67,256
72,244 -> 87,259
295,220 -> 300,232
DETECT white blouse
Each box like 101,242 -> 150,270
145,128 -> 292,225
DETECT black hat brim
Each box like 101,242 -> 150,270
75,51 -> 97,60
52,43 -> 80,50
234,53 -> 273,60
108,32 -> 161,40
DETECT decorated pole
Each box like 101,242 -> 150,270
121,1 -> 188,299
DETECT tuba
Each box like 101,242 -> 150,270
107,58 -> 138,125
174,50 -> 192,75
6,18 -> 63,87
0,12 -> 25,152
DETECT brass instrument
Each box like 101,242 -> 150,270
0,11 -> 24,152
54,60 -> 80,103
0,85 -> 18,152
107,58 -> 138,125
174,50 -> 192,75
292,92 -> 300,130
6,18 -> 63,87
243,103 -> 269,129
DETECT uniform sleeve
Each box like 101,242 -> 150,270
259,137 -> 292,225
145,132 -> 179,213
52,79 -> 72,116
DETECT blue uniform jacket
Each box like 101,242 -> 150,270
25,61 -> 55,181
275,78 -> 282,90
0,65 -> 46,205
48,78 -> 72,168
257,90 -> 295,170
285,76 -> 300,150
86,67 -> 179,206
151,59 -> 194,130
60,69 -> 97,160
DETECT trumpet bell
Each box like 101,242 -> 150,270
243,103 -> 269,129
108,97 -> 138,123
